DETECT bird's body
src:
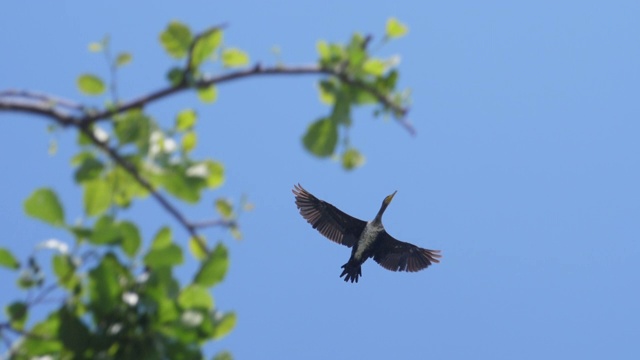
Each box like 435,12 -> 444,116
293,184 -> 441,283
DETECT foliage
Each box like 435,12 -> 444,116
0,18 -> 411,359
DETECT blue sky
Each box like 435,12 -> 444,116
2,1 -> 639,359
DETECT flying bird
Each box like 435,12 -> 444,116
293,184 -> 441,283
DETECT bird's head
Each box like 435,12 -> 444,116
376,190 -> 397,221
383,190 -> 397,206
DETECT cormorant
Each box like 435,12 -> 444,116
293,184 -> 441,283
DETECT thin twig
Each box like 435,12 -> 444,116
189,218 -> 236,229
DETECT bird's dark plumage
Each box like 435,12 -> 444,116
293,184 -> 441,283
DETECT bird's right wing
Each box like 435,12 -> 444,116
372,231 -> 441,272
293,184 -> 367,248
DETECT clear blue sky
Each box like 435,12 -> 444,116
2,1 -> 639,359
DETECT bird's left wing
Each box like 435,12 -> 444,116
372,231 -> 441,272
293,184 -> 366,248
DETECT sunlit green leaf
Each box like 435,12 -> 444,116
83,179 -> 111,216
178,284 -> 213,310
215,198 -> 233,219
222,48 -> 249,67
342,148 -> 366,170
194,243 -> 229,287
191,28 -> 223,67
145,228 -> 183,268
116,52 -> 132,67
386,17 -> 409,39
302,117 -> 338,157
189,237 -> 208,260
152,227 -> 172,249
206,160 -> 225,188
316,40 -> 330,58
0,248 -> 20,269
197,85 -> 218,103
160,21 -> 192,58
363,58 -> 386,76
144,243 -> 183,268
182,131 -> 197,153
24,188 -> 65,227
119,221 -> 141,257
77,74 -> 106,95
213,312 -> 236,339
176,109 -> 197,131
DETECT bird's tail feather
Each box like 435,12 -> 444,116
340,261 -> 362,283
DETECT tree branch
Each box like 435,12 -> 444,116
0,62 -> 412,253
77,125 -> 209,254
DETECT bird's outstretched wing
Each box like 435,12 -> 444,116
293,184 -> 367,248
372,231 -> 441,272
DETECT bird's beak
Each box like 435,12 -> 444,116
385,190 -> 397,204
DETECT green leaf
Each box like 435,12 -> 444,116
162,168 -> 202,203
24,188 -> 65,226
0,248 -> 20,269
89,216 -> 122,245
116,52 -> 132,67
178,284 -> 213,310
167,67 -> 184,85
176,109 -> 197,131
197,85 -> 218,103
386,17 -> 409,39
205,160 -> 225,188
194,243 -> 229,287
114,110 -> 152,148
160,21 -> 193,58
144,244 -> 184,268
213,351 -> 233,360
215,199 -> 233,219
74,156 -> 104,183
52,254 -> 75,285
144,228 -> 183,268
342,148 -> 366,170
189,237 -> 208,260
152,227 -> 172,249
316,40 -> 330,59
302,118 -> 338,157
83,179 -> 112,216
119,221 -> 141,257
6,301 -> 27,330
58,306 -> 90,354
191,28 -> 223,67
77,74 -> 106,95
222,48 -> 249,67
213,312 -> 236,339
331,91 -> 351,126
22,313 -> 63,354
182,131 -> 197,153
363,58 -> 387,76
89,253 -> 127,317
